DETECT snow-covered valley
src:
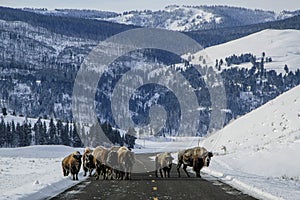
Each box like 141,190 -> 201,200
0,4 -> 300,200
1,84 -> 300,199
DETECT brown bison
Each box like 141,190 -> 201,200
93,146 -> 109,180
62,151 -> 82,181
177,147 -> 213,178
155,152 -> 174,178
105,149 -> 119,179
93,146 -> 119,180
82,147 -> 95,177
117,146 -> 136,180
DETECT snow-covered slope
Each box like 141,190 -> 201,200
0,145 -> 85,200
201,85 -> 300,200
100,5 -> 278,31
25,6 -> 300,32
187,29 -> 300,74
102,5 -> 221,31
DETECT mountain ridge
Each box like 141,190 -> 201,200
22,5 -> 300,31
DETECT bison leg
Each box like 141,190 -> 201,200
125,171 -> 130,180
167,169 -> 170,178
119,171 -> 124,180
160,169 -> 164,178
88,169 -> 93,177
63,168 -> 68,176
195,170 -> 201,178
95,166 -> 101,180
183,165 -> 190,177
163,168 -> 167,178
177,162 -> 182,177
83,166 -> 87,176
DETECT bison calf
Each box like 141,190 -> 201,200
62,151 -> 82,181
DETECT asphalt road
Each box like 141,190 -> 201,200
50,154 -> 257,200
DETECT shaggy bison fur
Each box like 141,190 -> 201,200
155,152 -> 174,178
62,151 -> 82,181
177,147 -> 213,178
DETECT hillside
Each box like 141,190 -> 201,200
0,7 -> 299,138
185,14 -> 300,48
201,85 -> 300,200
101,5 -> 277,31
26,5 -> 300,32
186,29 -> 300,74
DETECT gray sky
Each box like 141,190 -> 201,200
0,0 -> 299,12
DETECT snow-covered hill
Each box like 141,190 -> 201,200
26,5 -> 298,32
201,85 -> 300,200
186,29 -> 300,74
99,5 -> 278,31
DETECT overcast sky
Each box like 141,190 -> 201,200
0,0 -> 299,12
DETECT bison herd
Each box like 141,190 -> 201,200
62,146 -> 213,181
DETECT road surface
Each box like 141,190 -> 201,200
51,153 -> 257,200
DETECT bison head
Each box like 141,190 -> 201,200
73,153 -> 82,162
165,156 -> 174,168
85,153 -> 94,166
203,151 -> 213,167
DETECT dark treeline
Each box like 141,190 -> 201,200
0,117 -> 82,147
0,6 -> 136,41
0,117 -> 136,148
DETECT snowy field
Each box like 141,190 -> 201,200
0,145 -> 85,200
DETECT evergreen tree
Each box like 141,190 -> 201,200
72,123 -> 83,147
284,65 -> 289,74
61,121 -> 70,146
22,122 -> 32,146
43,121 -> 48,144
56,120 -> 63,144
48,118 -> 56,145
6,122 -> 12,147
2,108 -> 7,116
0,118 -> 5,147
11,121 -> 17,147
15,122 -> 21,146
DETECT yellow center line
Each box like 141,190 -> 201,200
153,198 -> 158,200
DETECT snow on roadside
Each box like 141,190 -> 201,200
135,86 -> 300,200
134,136 -> 201,154
0,145 -> 86,200
201,85 -> 300,200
